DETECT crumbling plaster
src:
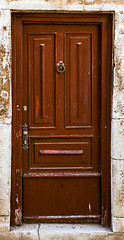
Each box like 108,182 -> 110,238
0,0 -> 124,236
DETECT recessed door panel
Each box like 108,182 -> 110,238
28,34 -> 56,129
23,177 -> 101,219
29,138 -> 92,169
65,33 -> 92,128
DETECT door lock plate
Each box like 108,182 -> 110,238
22,124 -> 28,150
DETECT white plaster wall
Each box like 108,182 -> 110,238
0,0 -> 124,234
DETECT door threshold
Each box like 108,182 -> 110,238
1,224 -> 124,240
11,223 -> 112,233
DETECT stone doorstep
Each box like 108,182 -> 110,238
0,224 -> 124,240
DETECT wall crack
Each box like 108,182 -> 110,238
38,224 -> 40,240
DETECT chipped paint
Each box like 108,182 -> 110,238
88,203 -> 91,211
16,130 -> 22,139
15,207 -> 22,226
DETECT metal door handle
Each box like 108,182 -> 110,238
22,124 -> 28,150
57,61 -> 65,73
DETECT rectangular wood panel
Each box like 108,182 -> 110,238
23,177 -> 101,219
28,34 -> 56,128
65,33 -> 92,128
28,138 -> 92,169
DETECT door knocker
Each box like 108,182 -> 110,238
57,61 -> 65,73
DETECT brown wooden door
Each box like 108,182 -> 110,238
12,13 -> 112,226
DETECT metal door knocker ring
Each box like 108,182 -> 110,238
57,61 -> 65,73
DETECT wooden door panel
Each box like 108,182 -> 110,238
23,177 -> 101,220
28,34 -> 56,129
28,138 -> 92,169
65,33 -> 92,127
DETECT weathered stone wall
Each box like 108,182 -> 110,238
0,0 -> 124,234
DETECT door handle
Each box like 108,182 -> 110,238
57,61 -> 65,73
22,124 -> 28,150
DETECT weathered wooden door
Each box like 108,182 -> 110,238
12,13 -> 112,226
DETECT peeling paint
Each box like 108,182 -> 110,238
16,196 -> 19,205
102,207 -> 107,226
16,130 -> 22,139
88,203 -> 91,211
15,207 -> 22,226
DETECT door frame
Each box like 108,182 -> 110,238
11,12 -> 112,227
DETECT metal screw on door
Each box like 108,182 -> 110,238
57,61 -> 65,73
